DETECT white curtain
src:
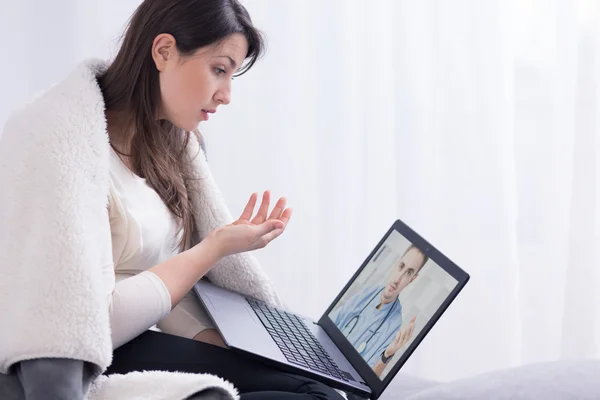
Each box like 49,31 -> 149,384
2,0 -> 600,383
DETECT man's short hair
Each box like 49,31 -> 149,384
401,244 -> 429,273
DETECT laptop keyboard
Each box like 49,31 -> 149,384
246,298 -> 351,382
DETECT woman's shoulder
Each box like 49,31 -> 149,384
3,58 -> 109,140
2,59 -> 112,177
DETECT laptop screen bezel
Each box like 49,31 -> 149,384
318,219 -> 470,399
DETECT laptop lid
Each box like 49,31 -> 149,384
318,219 -> 470,399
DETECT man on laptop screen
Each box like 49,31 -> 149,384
329,230 -> 459,379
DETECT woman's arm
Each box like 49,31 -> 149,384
148,237 -> 220,307
109,239 -> 220,349
149,190 -> 291,308
109,193 -> 289,348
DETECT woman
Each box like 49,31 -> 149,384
0,0 -> 349,399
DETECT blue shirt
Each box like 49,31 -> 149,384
329,285 -> 403,368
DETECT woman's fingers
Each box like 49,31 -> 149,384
251,191 -> 271,224
258,226 -> 285,248
268,197 -> 287,220
238,191 -> 292,228
279,207 -> 293,226
238,192 -> 258,222
254,219 -> 285,237
247,220 -> 285,250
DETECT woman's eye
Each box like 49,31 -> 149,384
215,67 -> 226,75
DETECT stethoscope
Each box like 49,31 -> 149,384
343,288 -> 398,354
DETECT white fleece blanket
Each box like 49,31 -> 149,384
0,58 -> 282,399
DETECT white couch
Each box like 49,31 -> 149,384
380,359 -> 600,400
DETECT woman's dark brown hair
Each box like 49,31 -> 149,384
97,0 -> 265,251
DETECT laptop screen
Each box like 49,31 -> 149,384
327,228 -> 459,380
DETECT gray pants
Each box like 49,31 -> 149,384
0,358 -> 231,400
0,358 -> 95,400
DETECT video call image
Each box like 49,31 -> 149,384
328,230 -> 458,380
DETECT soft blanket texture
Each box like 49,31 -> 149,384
0,58 -> 282,399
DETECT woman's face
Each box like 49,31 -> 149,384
153,33 -> 249,131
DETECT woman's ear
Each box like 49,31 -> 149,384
152,33 -> 177,72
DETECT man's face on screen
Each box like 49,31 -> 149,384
382,247 -> 424,302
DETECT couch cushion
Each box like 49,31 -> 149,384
395,359 -> 600,400
379,373 -> 440,399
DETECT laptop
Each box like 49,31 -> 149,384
193,219 -> 470,399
